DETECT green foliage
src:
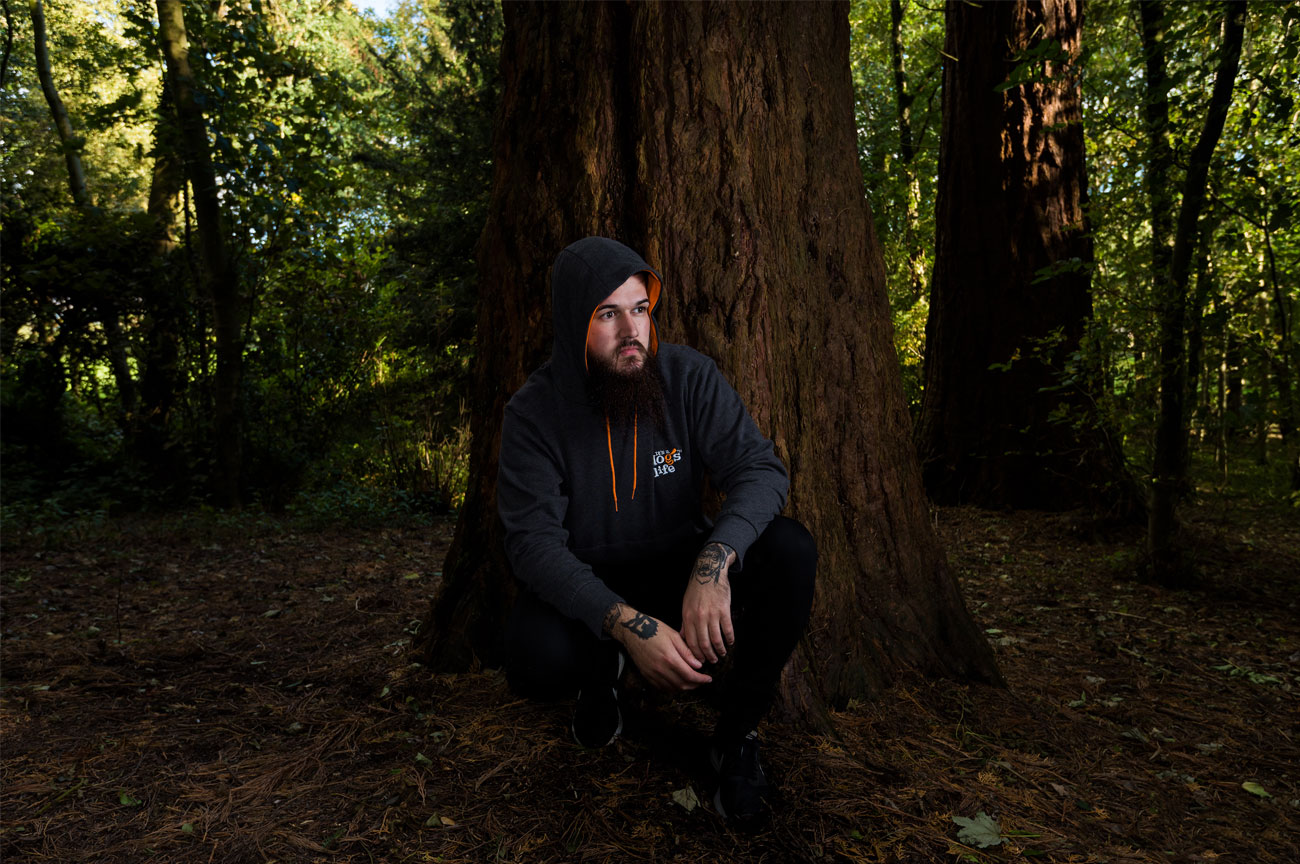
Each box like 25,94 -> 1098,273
848,0 -> 1298,494
1,0 -> 499,520
1083,1 -> 1300,488
849,0 -> 943,413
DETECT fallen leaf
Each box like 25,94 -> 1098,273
1242,781 -> 1271,799
671,787 -> 700,812
953,811 -> 1003,848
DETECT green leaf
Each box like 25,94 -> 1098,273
415,752 -> 433,766
118,790 -> 142,807
953,811 -> 1004,848
181,822 -> 194,834
1242,781 -> 1272,799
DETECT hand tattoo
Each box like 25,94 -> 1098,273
620,613 -> 659,640
692,542 -> 733,585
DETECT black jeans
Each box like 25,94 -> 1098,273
505,516 -> 817,738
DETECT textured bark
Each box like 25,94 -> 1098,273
420,0 -> 1002,716
915,0 -> 1133,512
156,0 -> 244,507
1147,2 -> 1245,586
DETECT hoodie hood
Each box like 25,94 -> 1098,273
550,237 -> 662,402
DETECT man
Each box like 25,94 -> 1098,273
498,236 -> 816,824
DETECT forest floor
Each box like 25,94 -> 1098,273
2,476 -> 1297,863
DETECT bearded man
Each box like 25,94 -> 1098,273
497,236 -> 816,825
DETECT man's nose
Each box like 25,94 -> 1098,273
616,313 -> 637,337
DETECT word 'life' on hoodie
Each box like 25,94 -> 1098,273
496,236 -> 789,638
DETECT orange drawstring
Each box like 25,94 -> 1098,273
605,417 -> 618,512
604,413 -> 639,513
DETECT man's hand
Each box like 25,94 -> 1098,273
681,542 -> 736,664
603,603 -> 711,691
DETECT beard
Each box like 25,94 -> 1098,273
587,340 -> 668,433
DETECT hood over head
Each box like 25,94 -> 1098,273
550,237 -> 662,401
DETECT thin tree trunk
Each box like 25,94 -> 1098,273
132,82 -> 188,494
1216,347 -> 1227,474
1185,216 -> 1216,444
421,0 -> 1002,718
1262,217 -> 1298,487
1146,1 -> 1245,586
29,0 -> 87,208
156,0 -> 243,507
32,0 -> 141,421
890,0 -> 926,301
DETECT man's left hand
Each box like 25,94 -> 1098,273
681,542 -> 737,664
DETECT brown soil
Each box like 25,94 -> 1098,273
2,499 -> 1296,863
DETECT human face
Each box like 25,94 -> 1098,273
586,274 -> 652,375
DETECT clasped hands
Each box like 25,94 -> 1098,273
604,542 -> 737,692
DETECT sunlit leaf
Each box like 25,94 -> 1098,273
1242,781 -> 1272,799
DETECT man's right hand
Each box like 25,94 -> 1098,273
603,603 -> 712,691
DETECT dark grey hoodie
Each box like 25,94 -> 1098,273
496,237 -> 788,637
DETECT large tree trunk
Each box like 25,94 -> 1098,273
1146,1 -> 1245,586
915,0 -> 1133,513
156,0 -> 244,508
420,0 -> 1002,717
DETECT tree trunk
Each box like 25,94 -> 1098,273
890,0 -> 926,301
29,0 -> 88,208
1262,217 -> 1299,489
915,0 -> 1133,513
155,0 -> 243,507
420,0 -> 1002,716
1146,1 -> 1245,586
32,0 -> 141,423
131,82 -> 189,495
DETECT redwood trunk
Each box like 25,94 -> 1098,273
421,0 -> 1002,714
915,0 -> 1130,512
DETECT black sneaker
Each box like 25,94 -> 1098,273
710,731 -> 773,824
571,652 -> 625,748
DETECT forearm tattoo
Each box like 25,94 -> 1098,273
602,603 -> 624,636
693,542 -> 734,585
621,613 -> 658,640
603,603 -> 659,641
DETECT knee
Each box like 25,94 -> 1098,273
743,517 -> 817,612
756,516 -> 817,583
504,596 -> 587,701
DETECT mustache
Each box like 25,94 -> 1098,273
618,339 -> 646,352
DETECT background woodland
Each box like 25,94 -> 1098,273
3,0 -> 1296,546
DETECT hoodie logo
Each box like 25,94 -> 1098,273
652,447 -> 683,478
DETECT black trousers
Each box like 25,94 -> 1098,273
505,516 -> 817,738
